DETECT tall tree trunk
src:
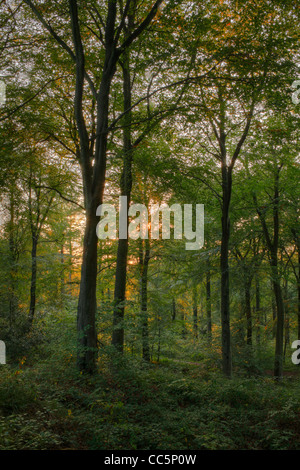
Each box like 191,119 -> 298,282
254,166 -> 284,378
245,279 -> 252,346
221,164 -> 232,377
140,239 -> 150,362
157,321 -> 161,363
255,276 -> 261,345
76,207 -> 99,373
68,237 -> 72,294
271,254 -> 285,378
295,237 -> 300,342
112,237 -> 129,352
60,244 -> 65,304
112,46 -> 133,352
171,298 -> 176,321
298,247 -> 300,342
206,268 -> 212,344
25,0 -> 165,374
283,280 -> 289,361
181,308 -> 186,339
193,304 -> 198,339
8,188 -> 17,329
271,283 -> 277,339
70,0 -> 117,373
271,170 -> 284,379
29,233 -> 38,325
216,89 -> 253,378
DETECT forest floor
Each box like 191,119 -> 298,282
1,343 -> 300,451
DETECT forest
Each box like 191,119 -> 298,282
0,0 -> 299,452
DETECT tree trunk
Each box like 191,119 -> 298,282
255,276 -> 261,345
272,170 -> 284,378
270,248 -> 284,378
29,234 -> 38,325
245,279 -> 252,346
272,272 -> 284,378
171,298 -> 176,321
68,237 -> 72,294
297,242 -> 300,342
254,166 -> 284,379
112,47 -> 133,352
25,0 -> 165,375
283,280 -> 289,361
221,164 -> 232,377
112,237 -> 129,352
271,283 -> 277,339
60,244 -> 65,304
71,0 -> 116,372
206,268 -> 212,344
157,322 -> 161,363
76,206 -> 99,373
140,240 -> 150,362
181,308 -> 186,339
8,188 -> 17,328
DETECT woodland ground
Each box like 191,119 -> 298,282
1,317 -> 300,451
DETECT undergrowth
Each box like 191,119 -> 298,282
1,341 -> 300,450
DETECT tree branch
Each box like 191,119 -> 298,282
35,185 -> 84,210
117,0 -> 164,54
23,0 -> 97,99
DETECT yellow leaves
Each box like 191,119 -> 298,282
19,356 -> 26,366
15,356 -> 26,374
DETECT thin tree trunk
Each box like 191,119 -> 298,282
255,276 -> 261,345
283,280 -> 289,361
221,164 -> 232,377
29,234 -> 38,325
271,282 -> 277,339
69,238 -> 72,294
273,271 -> 284,378
245,279 -> 252,346
112,237 -> 129,351
206,268 -> 212,344
298,253 -> 300,342
254,166 -> 284,378
8,188 -> 17,328
172,298 -> 176,321
181,308 -> 186,339
217,90 -> 253,378
296,240 -> 300,342
157,322 -> 161,363
60,244 -> 65,304
76,207 -> 98,373
112,45 -> 133,352
140,239 -> 150,362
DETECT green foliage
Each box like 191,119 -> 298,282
0,0 -> 299,452
1,332 -> 300,451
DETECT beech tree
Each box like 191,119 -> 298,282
173,0 -> 298,377
0,0 -> 298,382
21,0 -> 169,372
